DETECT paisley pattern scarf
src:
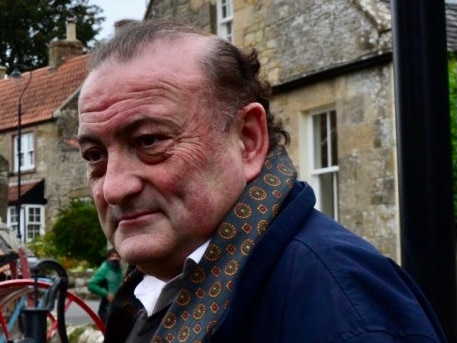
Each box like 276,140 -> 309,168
151,146 -> 297,343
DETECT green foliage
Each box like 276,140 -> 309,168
27,231 -> 58,258
449,54 -> 457,227
31,199 -> 107,267
0,0 -> 105,71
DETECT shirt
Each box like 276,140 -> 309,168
134,240 -> 210,316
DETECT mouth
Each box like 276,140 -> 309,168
117,210 -> 158,228
120,210 -> 151,221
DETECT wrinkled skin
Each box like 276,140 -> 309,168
78,37 -> 268,280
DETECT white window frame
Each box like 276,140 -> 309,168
308,109 -> 339,220
26,205 -> 44,241
7,204 -> 45,241
217,0 -> 233,41
14,132 -> 35,172
7,206 -> 19,234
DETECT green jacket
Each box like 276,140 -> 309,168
87,260 -> 123,299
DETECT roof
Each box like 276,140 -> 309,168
0,54 -> 90,132
8,179 -> 46,204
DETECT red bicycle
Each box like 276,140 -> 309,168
0,249 -> 105,343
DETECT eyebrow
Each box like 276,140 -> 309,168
77,116 -> 181,147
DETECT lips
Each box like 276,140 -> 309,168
120,210 -> 152,221
117,210 -> 160,229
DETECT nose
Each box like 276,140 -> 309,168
102,152 -> 143,205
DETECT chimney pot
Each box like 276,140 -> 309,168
66,17 -> 77,41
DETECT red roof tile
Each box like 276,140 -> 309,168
0,54 -> 90,132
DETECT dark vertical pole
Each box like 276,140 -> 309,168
390,1 -> 457,341
16,102 -> 22,241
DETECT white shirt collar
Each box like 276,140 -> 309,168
134,240 -> 210,316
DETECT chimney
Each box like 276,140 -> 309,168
48,18 -> 83,69
66,17 -> 77,41
114,19 -> 137,34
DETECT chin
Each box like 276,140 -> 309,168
117,238 -> 162,264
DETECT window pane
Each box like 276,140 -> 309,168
226,0 -> 233,17
319,172 -> 335,218
222,2 -> 227,18
14,132 -> 35,171
312,111 -> 338,169
313,113 -> 329,168
7,207 -> 18,233
27,224 -> 41,240
25,206 -> 43,240
29,207 -> 40,221
221,0 -> 232,18
330,110 -> 338,166
218,0 -> 233,41
226,22 -> 232,40
24,133 -> 34,169
8,207 -> 18,223
27,151 -> 34,166
310,109 -> 339,220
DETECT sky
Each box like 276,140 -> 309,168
89,0 -> 148,40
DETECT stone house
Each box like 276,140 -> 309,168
0,1 -> 453,257
145,0 -> 456,261
0,21 -> 90,242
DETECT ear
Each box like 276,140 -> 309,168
237,102 -> 269,182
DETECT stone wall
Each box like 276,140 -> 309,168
236,0 -> 391,85
272,63 -> 398,258
147,0 -> 215,32
46,98 -> 91,228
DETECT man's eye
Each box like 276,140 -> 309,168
137,134 -> 164,148
82,149 -> 104,162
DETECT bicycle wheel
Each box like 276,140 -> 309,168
0,279 -> 105,342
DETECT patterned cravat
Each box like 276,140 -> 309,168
151,146 -> 297,343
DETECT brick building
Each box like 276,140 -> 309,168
0,21 -> 90,242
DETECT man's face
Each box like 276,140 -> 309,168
108,252 -> 120,262
78,38 -> 248,279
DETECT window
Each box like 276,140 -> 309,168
310,110 -> 339,219
217,0 -> 233,41
8,206 -> 19,233
7,205 -> 44,242
14,132 -> 35,172
27,206 -> 43,241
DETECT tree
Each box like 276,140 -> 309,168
0,0 -> 104,72
48,199 -> 107,267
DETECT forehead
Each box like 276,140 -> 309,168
79,36 -> 210,113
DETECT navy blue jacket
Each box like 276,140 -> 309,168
211,182 -> 446,342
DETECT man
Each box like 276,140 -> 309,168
87,248 -> 123,324
78,21 -> 446,342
